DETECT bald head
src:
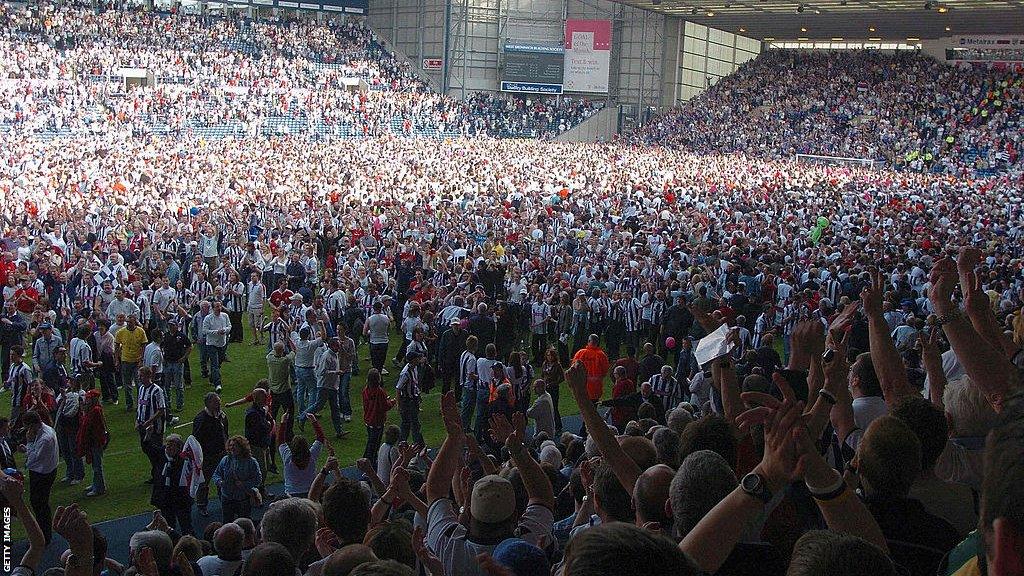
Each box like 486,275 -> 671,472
323,544 -> 379,576
634,464 -> 674,528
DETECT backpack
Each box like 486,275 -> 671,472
59,393 -> 82,428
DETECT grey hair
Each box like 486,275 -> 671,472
260,497 -> 318,561
653,427 -> 682,468
666,407 -> 694,435
943,376 -> 999,437
670,450 -> 738,537
129,530 -> 173,573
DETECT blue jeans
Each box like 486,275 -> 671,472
61,426 -> 84,481
208,345 -> 223,387
294,366 -> 315,414
199,343 -> 212,376
120,362 -> 138,405
460,388 -> 490,438
302,387 -> 344,435
89,446 -> 105,494
164,361 -> 185,410
338,371 -> 352,417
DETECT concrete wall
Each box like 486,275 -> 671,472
553,105 -> 619,142
367,0 -> 759,108
367,0 -> 447,90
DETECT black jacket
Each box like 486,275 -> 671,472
245,406 -> 273,449
0,313 -> 27,347
192,409 -> 229,458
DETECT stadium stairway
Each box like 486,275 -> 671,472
14,414 -> 586,569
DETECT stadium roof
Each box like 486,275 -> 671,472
618,0 -> 1024,40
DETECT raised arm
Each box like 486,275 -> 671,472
957,247 -> 1015,357
794,425 -> 889,553
685,395 -> 806,573
425,392 -> 466,503
490,412 -> 554,509
565,360 -> 642,492
930,257 -> 1019,413
919,329 -> 947,409
1,471 -> 45,572
862,270 -> 915,404
712,354 -> 744,435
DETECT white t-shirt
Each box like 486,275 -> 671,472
426,499 -> 554,576
376,441 -> 400,487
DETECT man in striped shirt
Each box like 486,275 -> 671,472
6,345 -> 32,425
136,366 -> 167,483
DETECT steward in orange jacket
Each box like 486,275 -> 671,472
572,335 -> 610,401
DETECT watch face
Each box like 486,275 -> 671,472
742,473 -> 763,493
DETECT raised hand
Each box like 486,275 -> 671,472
956,246 -> 982,275
928,258 -> 958,315
489,413 -> 514,447
137,547 -> 159,576
390,466 -> 411,496
440,391 -> 463,436
356,457 -> 374,475
324,455 -> 339,473
146,509 -> 170,533
827,301 -> 860,346
0,471 -> 25,505
412,525 -> 444,576
752,397 -> 806,493
314,526 -> 339,558
918,328 -> 942,362
564,360 -> 588,398
961,267 -> 989,317
175,551 -> 195,576
860,268 -> 885,319
53,504 -> 93,554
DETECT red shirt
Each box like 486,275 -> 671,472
13,286 -> 40,313
77,405 -> 107,459
362,386 -> 395,427
269,288 -> 293,309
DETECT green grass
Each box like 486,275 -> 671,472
5,321 -> 583,538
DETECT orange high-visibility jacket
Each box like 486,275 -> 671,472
573,344 -> 610,401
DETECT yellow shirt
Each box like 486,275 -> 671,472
115,326 -> 149,363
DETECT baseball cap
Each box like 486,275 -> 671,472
470,475 -> 516,524
450,318 -> 461,326
576,289 -> 585,296
39,322 -> 52,330
492,538 -> 551,576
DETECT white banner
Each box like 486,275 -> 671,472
564,20 -> 611,94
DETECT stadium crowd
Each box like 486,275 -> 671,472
1,129 -> 1023,575
0,3 -> 602,139
0,3 -> 1024,576
636,50 -> 1024,177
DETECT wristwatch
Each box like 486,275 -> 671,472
740,472 -> 772,503
66,553 -> 94,570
